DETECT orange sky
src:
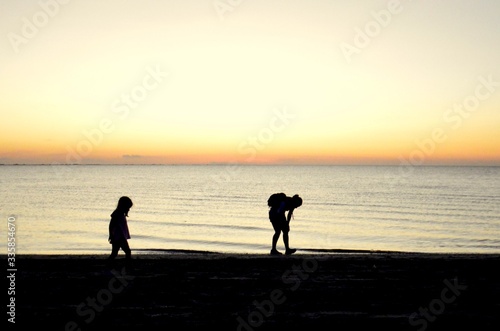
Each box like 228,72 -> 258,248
1,0 -> 499,165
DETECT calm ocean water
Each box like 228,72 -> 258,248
1,165 -> 499,255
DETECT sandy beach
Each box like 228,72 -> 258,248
7,251 -> 500,330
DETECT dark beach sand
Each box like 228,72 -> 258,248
7,250 -> 500,330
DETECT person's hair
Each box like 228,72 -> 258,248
292,194 -> 302,208
116,196 -> 133,216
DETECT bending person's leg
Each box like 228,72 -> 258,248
283,227 -> 296,255
271,221 -> 283,255
272,230 -> 281,253
283,231 -> 289,250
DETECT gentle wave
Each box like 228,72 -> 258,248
1,165 -> 499,255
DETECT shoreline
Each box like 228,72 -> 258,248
9,251 -> 500,330
9,247 -> 500,258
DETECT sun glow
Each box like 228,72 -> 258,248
1,0 -> 499,165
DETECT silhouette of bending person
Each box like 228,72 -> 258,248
268,193 -> 302,255
108,196 -> 133,260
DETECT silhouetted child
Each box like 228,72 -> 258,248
108,196 -> 133,260
268,193 -> 302,255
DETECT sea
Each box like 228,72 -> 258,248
1,165 -> 499,255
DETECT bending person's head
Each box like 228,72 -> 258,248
291,194 -> 302,208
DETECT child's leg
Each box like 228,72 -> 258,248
109,243 -> 120,259
121,240 -> 132,259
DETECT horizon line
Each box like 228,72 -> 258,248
1,163 -> 499,167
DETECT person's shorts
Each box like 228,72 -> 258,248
269,208 -> 290,232
271,219 -> 289,232
270,210 -> 289,232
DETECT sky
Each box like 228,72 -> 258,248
1,0 -> 499,165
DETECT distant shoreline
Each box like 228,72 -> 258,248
2,163 -> 500,167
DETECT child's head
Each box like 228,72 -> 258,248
116,196 -> 133,216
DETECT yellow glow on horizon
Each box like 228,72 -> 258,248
1,1 -> 499,165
